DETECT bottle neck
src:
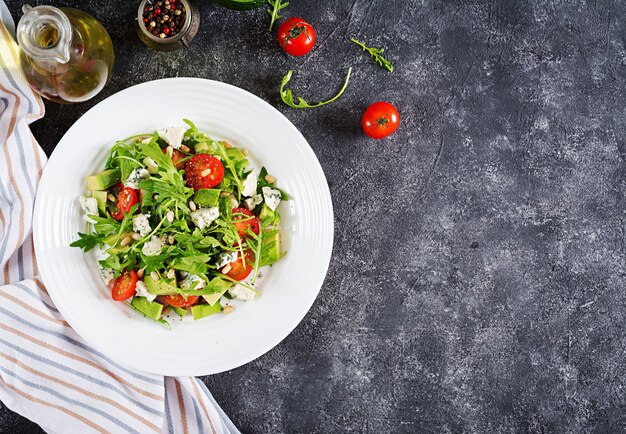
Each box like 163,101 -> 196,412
17,5 -> 72,64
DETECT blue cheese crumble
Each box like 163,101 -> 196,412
190,207 -> 219,230
124,167 -> 150,189
142,235 -> 165,256
135,280 -> 156,302
157,126 -> 186,149
132,213 -> 152,236
78,196 -> 98,223
242,169 -> 259,197
262,186 -> 282,211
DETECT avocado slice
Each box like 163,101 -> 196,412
197,278 -> 232,306
203,289 -> 228,306
171,306 -> 187,318
258,204 -> 280,227
92,190 -> 107,214
144,273 -> 178,295
191,303 -> 222,320
225,147 -> 246,163
131,297 -> 164,320
260,230 -> 282,266
86,169 -> 120,191
195,141 -> 212,154
193,188 -> 220,208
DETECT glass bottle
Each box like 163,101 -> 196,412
16,5 -> 114,104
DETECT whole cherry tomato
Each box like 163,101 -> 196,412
362,102 -> 400,139
277,17 -> 316,56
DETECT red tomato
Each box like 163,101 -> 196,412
232,207 -> 260,239
277,18 -> 316,56
362,102 -> 400,139
163,147 -> 186,170
111,270 -> 138,301
163,294 -> 199,308
185,154 -> 225,190
224,250 -> 254,281
110,187 -> 139,221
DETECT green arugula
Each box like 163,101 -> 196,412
350,38 -> 394,73
69,232 -> 104,252
280,67 -> 353,109
267,0 -> 288,31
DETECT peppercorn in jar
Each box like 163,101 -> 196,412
137,0 -> 200,51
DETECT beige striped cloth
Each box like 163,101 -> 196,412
0,18 -> 239,434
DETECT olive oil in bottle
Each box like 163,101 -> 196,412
16,5 -> 114,104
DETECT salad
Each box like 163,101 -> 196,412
71,119 -> 287,327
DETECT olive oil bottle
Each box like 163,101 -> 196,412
16,5 -> 114,104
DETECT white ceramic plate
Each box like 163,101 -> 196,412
33,78 -> 333,376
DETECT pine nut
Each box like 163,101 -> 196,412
223,305 -> 234,314
150,271 -> 159,281
120,236 -> 132,246
167,268 -> 175,279
179,144 -> 190,153
223,141 -> 233,149
166,146 -> 173,158
201,168 -> 212,177
137,267 -> 145,279
166,210 -> 174,223
189,200 -> 197,211
220,191 -> 230,197
221,264 -> 232,274
167,235 -> 175,245
107,193 -> 116,202
264,174 -> 276,183
213,155 -> 221,161
242,148 -> 249,156
131,232 -> 142,240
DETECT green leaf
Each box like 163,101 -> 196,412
280,68 -> 352,109
70,232 -> 104,252
266,0 -> 289,31
350,38 -> 394,73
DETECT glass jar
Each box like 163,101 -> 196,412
16,5 -> 114,104
137,0 -> 200,51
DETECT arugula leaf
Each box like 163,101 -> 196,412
70,232 -> 104,252
350,38 -> 394,73
280,68 -> 353,109
267,0 -> 288,31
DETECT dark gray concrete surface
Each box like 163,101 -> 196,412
5,0 -> 626,432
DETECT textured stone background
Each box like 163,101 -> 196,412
5,0 -> 626,432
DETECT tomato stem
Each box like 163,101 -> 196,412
376,116 -> 390,127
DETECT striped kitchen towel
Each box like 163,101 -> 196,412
0,18 -> 239,434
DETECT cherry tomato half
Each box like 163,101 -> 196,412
277,17 -> 316,56
362,102 -> 400,139
110,187 -> 139,221
163,294 -> 199,308
224,250 -> 254,281
232,207 -> 260,239
185,154 -> 225,190
163,147 -> 187,170
112,270 -> 138,301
